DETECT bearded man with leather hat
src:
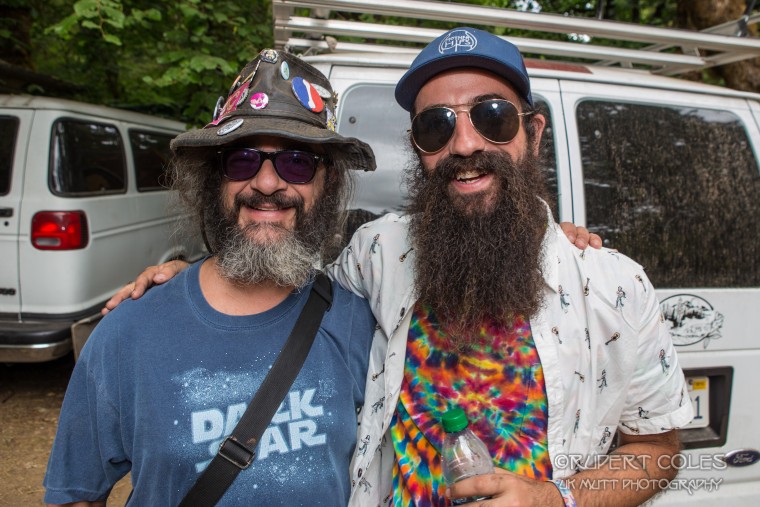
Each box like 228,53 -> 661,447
44,50 -> 377,506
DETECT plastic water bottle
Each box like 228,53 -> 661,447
441,407 -> 494,505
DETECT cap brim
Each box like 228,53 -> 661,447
171,116 -> 376,172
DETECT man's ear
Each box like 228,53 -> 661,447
531,113 -> 547,157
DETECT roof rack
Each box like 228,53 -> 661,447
272,0 -> 760,75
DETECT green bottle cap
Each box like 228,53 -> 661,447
441,407 -> 469,433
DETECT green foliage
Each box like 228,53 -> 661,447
33,0 -> 273,125
23,0 -> 729,124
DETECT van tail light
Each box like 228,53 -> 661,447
31,211 -> 89,250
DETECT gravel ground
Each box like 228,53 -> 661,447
0,354 -> 130,506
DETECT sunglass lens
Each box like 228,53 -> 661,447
412,108 -> 456,153
224,149 -> 262,180
275,151 -> 318,183
470,100 -> 520,143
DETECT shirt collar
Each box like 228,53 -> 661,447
538,199 -> 560,294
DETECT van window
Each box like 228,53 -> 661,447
578,100 -> 760,287
50,119 -> 126,195
129,130 -> 174,191
0,116 -> 18,196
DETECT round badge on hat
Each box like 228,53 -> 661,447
280,61 -> 290,80
217,118 -> 244,136
292,77 -> 324,113
250,92 -> 269,110
260,49 -> 278,64
311,82 -> 332,99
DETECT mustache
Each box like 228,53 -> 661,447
432,151 -> 512,180
233,191 -> 305,213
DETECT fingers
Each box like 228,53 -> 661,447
559,223 -> 605,250
446,473 -> 512,503
100,260 -> 189,315
572,226 -> 590,250
447,472 -> 562,507
589,232 -> 603,249
559,221 -> 577,245
101,282 -> 137,315
152,259 -> 188,284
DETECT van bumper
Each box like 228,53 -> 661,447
0,320 -> 72,362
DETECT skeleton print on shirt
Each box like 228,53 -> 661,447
615,286 -> 627,309
559,285 -> 571,313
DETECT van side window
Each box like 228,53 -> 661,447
50,119 -> 126,195
0,116 -> 18,196
578,100 -> 760,287
129,130 -> 174,191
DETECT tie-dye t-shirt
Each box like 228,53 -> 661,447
391,303 -> 552,507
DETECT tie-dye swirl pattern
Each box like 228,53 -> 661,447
391,303 -> 552,506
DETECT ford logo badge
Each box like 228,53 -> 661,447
723,449 -> 760,467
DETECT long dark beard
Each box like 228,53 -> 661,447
406,150 -> 549,346
205,188 -> 339,288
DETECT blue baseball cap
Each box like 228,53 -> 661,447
395,27 -> 533,112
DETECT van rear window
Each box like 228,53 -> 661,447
578,100 -> 760,288
50,119 -> 126,195
0,116 -> 18,196
129,130 -> 175,191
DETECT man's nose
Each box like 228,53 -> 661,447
250,160 -> 288,194
447,112 -> 485,157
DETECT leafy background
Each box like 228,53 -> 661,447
1,0 -> 757,126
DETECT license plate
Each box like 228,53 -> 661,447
685,376 -> 709,429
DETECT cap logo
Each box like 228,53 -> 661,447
439,29 -> 477,54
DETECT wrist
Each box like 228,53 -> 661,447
547,478 -> 577,507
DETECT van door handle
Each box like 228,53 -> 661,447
0,207 -> 13,217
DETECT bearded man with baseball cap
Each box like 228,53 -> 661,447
44,50 -> 377,506
329,27 -> 692,507
96,28 -> 690,507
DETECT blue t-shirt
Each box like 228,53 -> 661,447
44,261 -> 375,506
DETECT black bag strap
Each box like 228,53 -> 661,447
178,272 -> 333,507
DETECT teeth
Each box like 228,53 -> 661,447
456,170 -> 484,181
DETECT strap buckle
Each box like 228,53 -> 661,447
218,436 -> 255,470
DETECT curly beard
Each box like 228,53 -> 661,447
206,188 -> 338,288
406,149 -> 550,346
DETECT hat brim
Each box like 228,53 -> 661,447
171,116 -> 376,172
395,54 -> 533,112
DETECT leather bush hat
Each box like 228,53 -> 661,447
171,49 -> 376,172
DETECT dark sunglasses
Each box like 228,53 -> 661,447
220,148 -> 323,184
411,99 -> 533,154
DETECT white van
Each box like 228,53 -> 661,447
307,55 -> 760,507
0,95 -> 204,363
273,1 -> 760,504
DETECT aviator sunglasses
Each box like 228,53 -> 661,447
411,98 -> 533,154
220,148 -> 323,184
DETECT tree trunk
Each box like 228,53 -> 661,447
0,4 -> 32,68
677,0 -> 760,93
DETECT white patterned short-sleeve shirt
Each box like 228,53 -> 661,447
328,209 -> 693,507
